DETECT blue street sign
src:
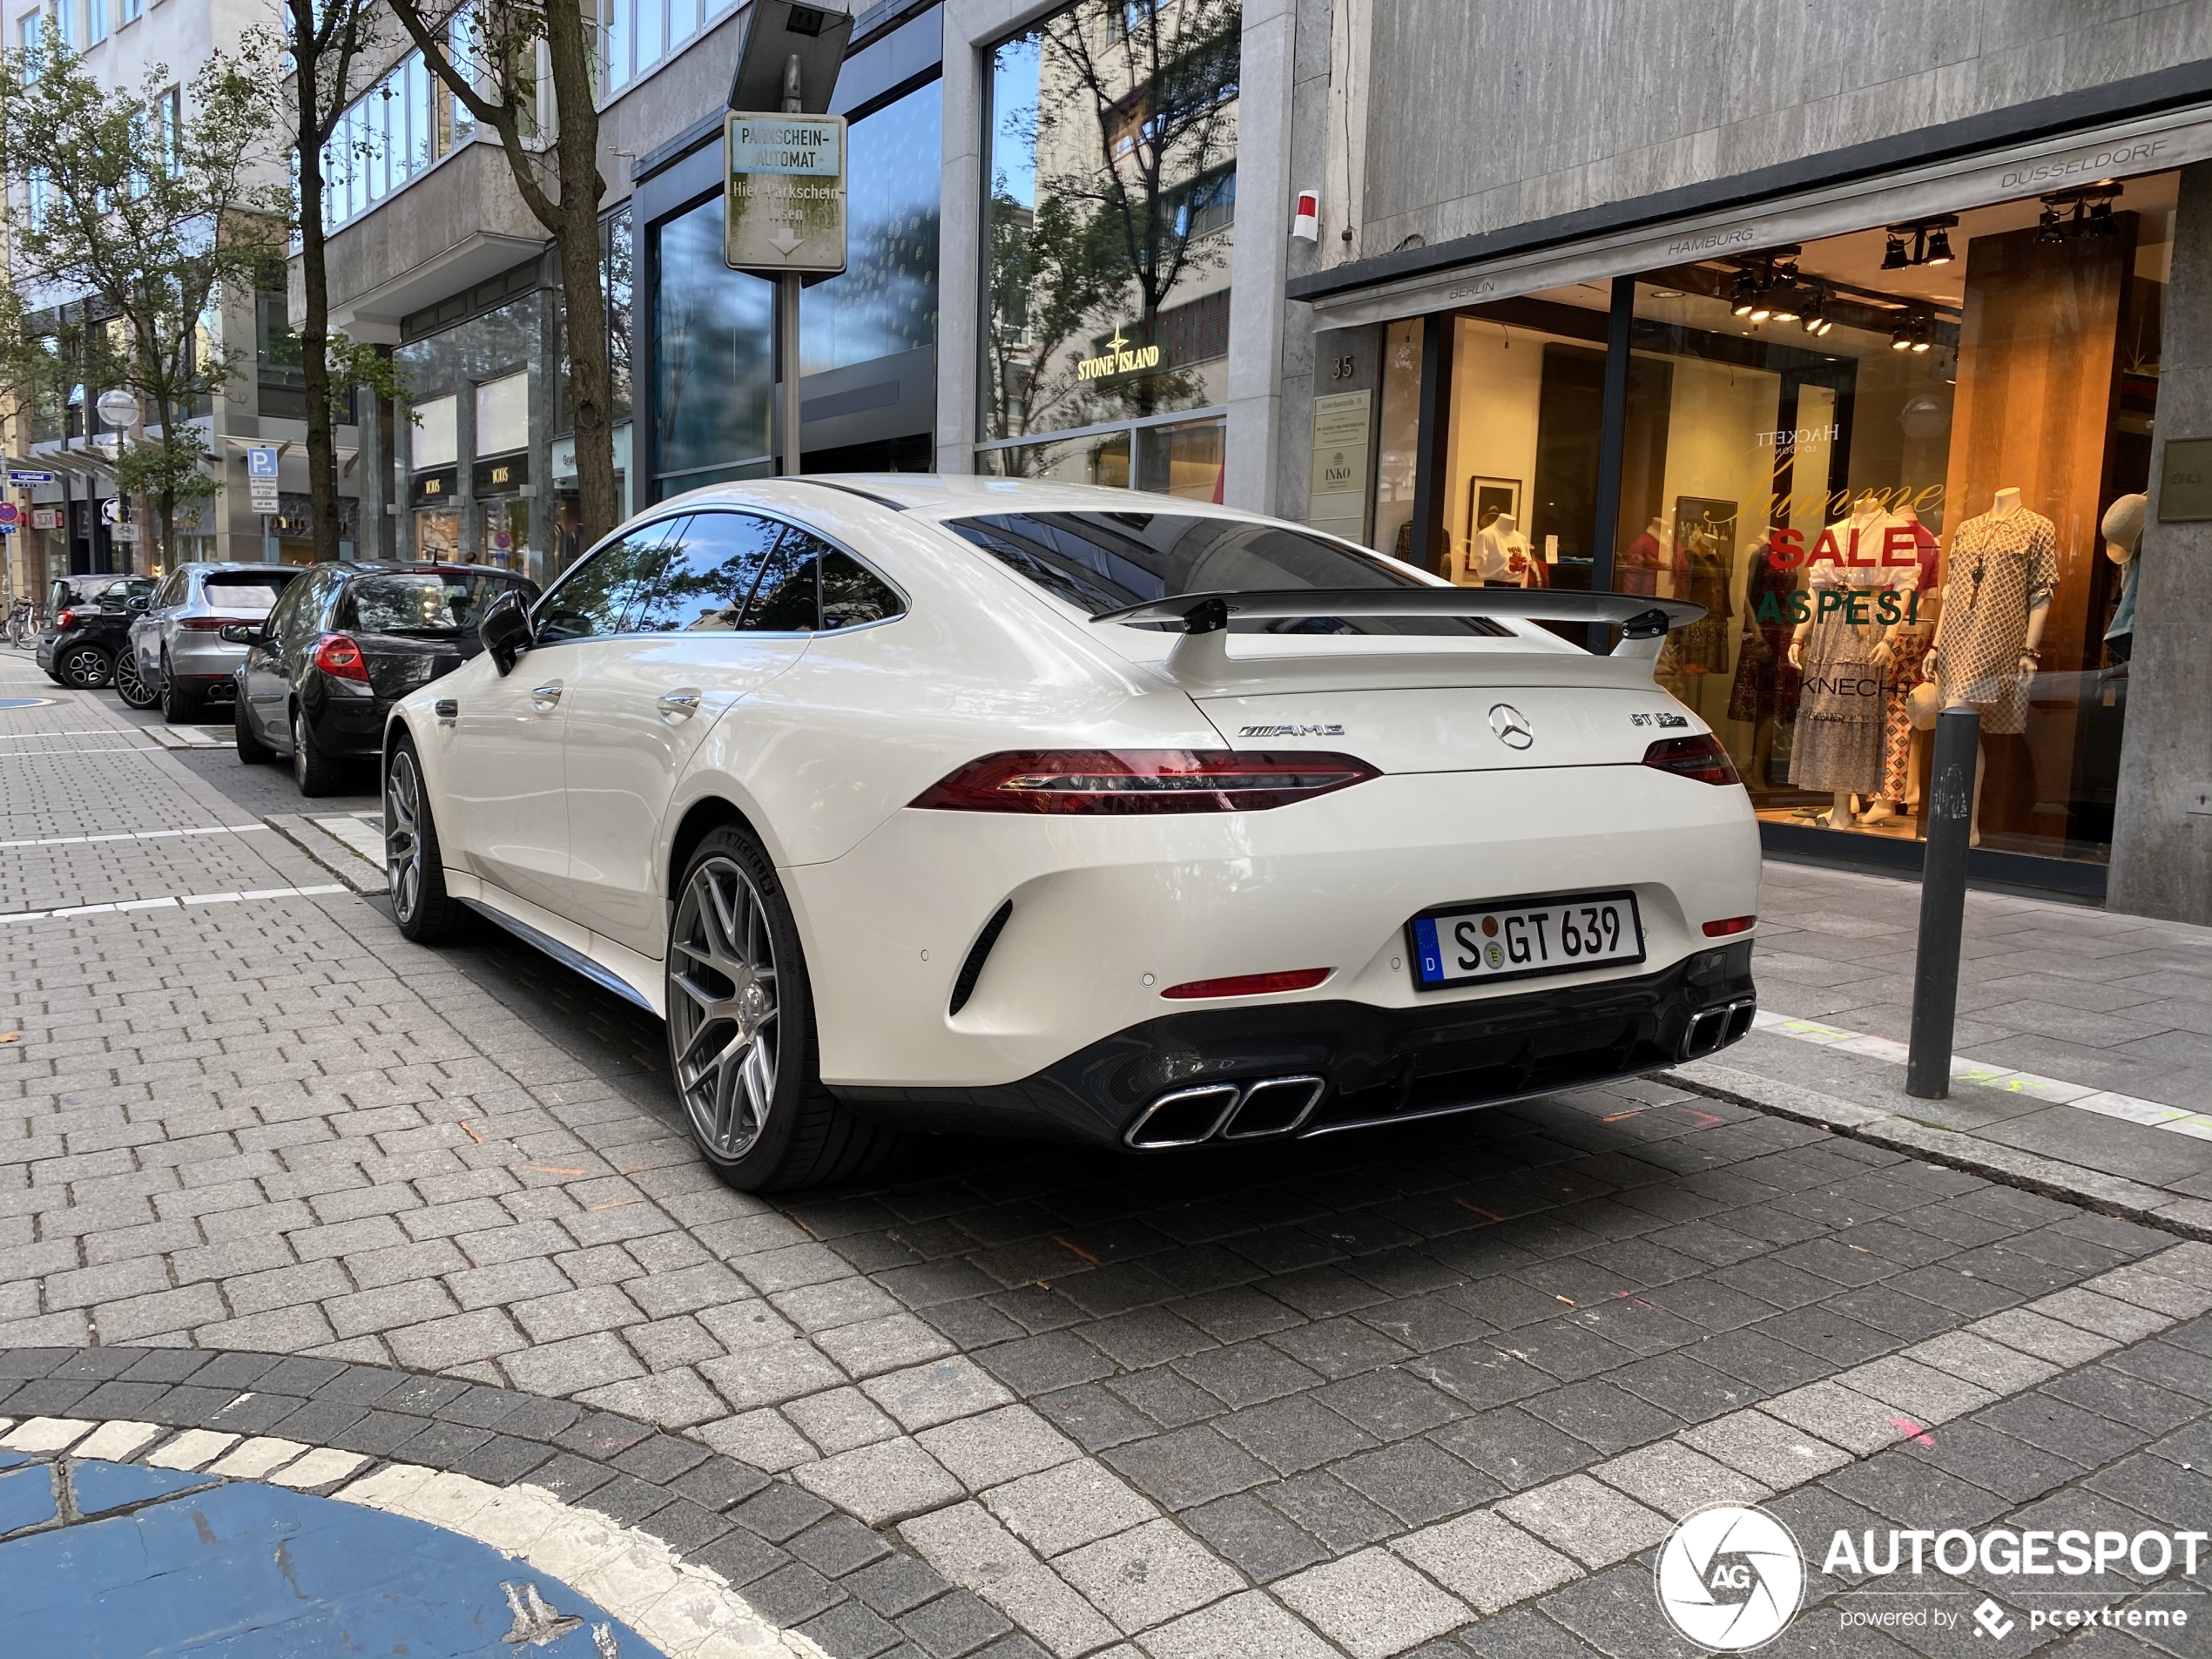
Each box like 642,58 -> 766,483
8,469 -> 54,484
246,446 -> 280,478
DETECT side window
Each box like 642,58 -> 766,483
152,570 -> 186,608
273,571 -> 321,648
741,529 -> 826,632
819,552 -> 904,631
536,519 -> 679,642
627,512 -> 785,633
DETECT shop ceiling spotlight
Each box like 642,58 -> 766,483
1882,216 -> 1960,268
2038,185 -> 2124,243
1730,272 -> 1758,316
1800,291 -> 1834,337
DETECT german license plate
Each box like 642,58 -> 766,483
1408,891 -> 1644,990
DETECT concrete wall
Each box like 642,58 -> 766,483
2109,158 -> 2212,923
1351,0 -> 2212,257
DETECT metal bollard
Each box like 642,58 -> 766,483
1907,705 -> 1979,1098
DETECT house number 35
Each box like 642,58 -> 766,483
1332,356 -> 1356,381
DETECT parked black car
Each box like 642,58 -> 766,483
36,575 -> 156,689
229,561 -> 541,795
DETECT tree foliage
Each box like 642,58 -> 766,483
0,36 -> 285,569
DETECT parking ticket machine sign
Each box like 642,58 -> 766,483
724,113 -> 846,275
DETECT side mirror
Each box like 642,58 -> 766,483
129,595 -> 149,612
218,623 -> 262,646
479,589 -> 532,675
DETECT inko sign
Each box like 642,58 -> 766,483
724,113 -> 847,273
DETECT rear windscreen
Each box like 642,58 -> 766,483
201,573 -> 294,614
944,512 -> 1506,637
346,572 -> 536,635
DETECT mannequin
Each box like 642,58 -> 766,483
1922,487 -> 2058,846
1787,495 -> 1896,828
1862,504 -> 1939,826
2101,493 -> 2147,663
1622,517 -> 1667,597
1476,513 -> 1532,585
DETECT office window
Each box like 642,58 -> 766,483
17,10 -> 39,55
52,0 -> 74,49
84,0 -> 103,45
118,0 -> 138,24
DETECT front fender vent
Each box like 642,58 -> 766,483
948,900 -> 1014,1016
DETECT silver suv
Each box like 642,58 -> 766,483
132,562 -> 301,722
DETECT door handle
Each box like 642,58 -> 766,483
658,689 -> 701,718
530,682 -> 563,711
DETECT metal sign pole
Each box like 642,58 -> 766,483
779,273 -> 803,476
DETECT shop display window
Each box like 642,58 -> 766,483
981,0 -> 1239,457
1617,174 -> 2168,864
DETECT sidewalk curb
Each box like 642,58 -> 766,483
1663,1059 -> 2212,1244
263,813 -> 383,895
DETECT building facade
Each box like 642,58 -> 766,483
8,0 -> 327,591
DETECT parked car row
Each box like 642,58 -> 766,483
34,558 -> 536,799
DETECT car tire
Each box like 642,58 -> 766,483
114,651 -> 159,710
292,706 -> 345,797
57,642 -> 113,689
385,737 -> 465,943
666,826 -> 897,1192
160,655 -> 200,722
234,695 -> 274,763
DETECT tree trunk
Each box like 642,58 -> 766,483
544,0 -> 617,553
293,29 -> 341,563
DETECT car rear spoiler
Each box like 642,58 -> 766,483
1090,589 -> 1707,678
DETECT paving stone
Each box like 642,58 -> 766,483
1393,1507 -> 1582,1615
1138,1590 -> 1341,1659
1101,1424 -> 1270,1511
1587,1440 -> 1768,1519
915,1404 -> 1080,1492
1274,1548 -> 1471,1659
1181,1492 -> 1328,1582
795,1438 -> 965,1527
1334,1437 -> 1503,1527
981,1459 -> 1160,1557
1494,1474 -> 1669,1568
1680,1408 -> 1853,1488
1055,1517 -> 1245,1635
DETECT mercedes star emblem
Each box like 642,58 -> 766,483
1489,704 -> 1534,750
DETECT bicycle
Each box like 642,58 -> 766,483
5,597 -> 34,648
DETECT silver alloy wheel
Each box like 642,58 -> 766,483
386,748 -> 425,923
669,855 -> 781,1159
61,644 -> 108,687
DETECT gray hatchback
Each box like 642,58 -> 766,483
131,562 -> 301,722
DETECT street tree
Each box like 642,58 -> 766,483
284,0 -> 391,563
0,37 -> 286,570
388,0 -> 619,550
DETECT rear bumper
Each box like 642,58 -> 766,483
166,632 -> 247,684
836,943 -> 1756,1148
307,691 -> 397,758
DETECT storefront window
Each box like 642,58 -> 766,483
802,79 -> 941,377
651,195 -> 773,486
1617,173 -> 2169,864
982,0 -> 1239,460
1433,287 -> 1618,593
395,295 -> 545,567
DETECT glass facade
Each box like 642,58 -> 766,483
652,194 -> 775,486
800,79 -> 941,378
1406,169 -> 2174,869
395,294 -> 548,577
981,0 -> 1239,494
321,39 -> 472,235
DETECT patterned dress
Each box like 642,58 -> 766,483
1789,564 -> 1891,795
1937,509 -> 2059,736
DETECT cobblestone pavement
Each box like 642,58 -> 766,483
8,669 -> 2212,1656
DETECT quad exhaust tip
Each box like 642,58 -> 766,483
1125,1075 -> 1326,1150
1683,995 -> 1757,1061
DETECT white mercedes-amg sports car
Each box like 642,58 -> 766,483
382,476 -> 1759,1190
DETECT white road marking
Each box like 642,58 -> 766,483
1752,1008 -> 2212,1141
0,823 -> 269,849
0,744 -> 161,758
0,882 -> 348,924
0,728 -> 165,740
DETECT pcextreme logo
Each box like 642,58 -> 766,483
1655,1503 -> 1805,1650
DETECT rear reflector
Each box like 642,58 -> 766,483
1161,968 -> 1331,1001
1642,733 -> 1741,786
911,751 -> 1379,814
1702,915 -> 1756,937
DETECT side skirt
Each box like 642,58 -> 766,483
459,897 -> 658,1015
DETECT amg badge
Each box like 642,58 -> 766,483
1238,724 -> 1345,738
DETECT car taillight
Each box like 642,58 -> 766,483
1162,968 -> 1332,1000
180,617 -> 233,631
1702,915 -> 1757,937
312,633 -> 370,684
910,750 -> 1380,814
53,608 -> 74,630
1642,733 -> 1741,786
